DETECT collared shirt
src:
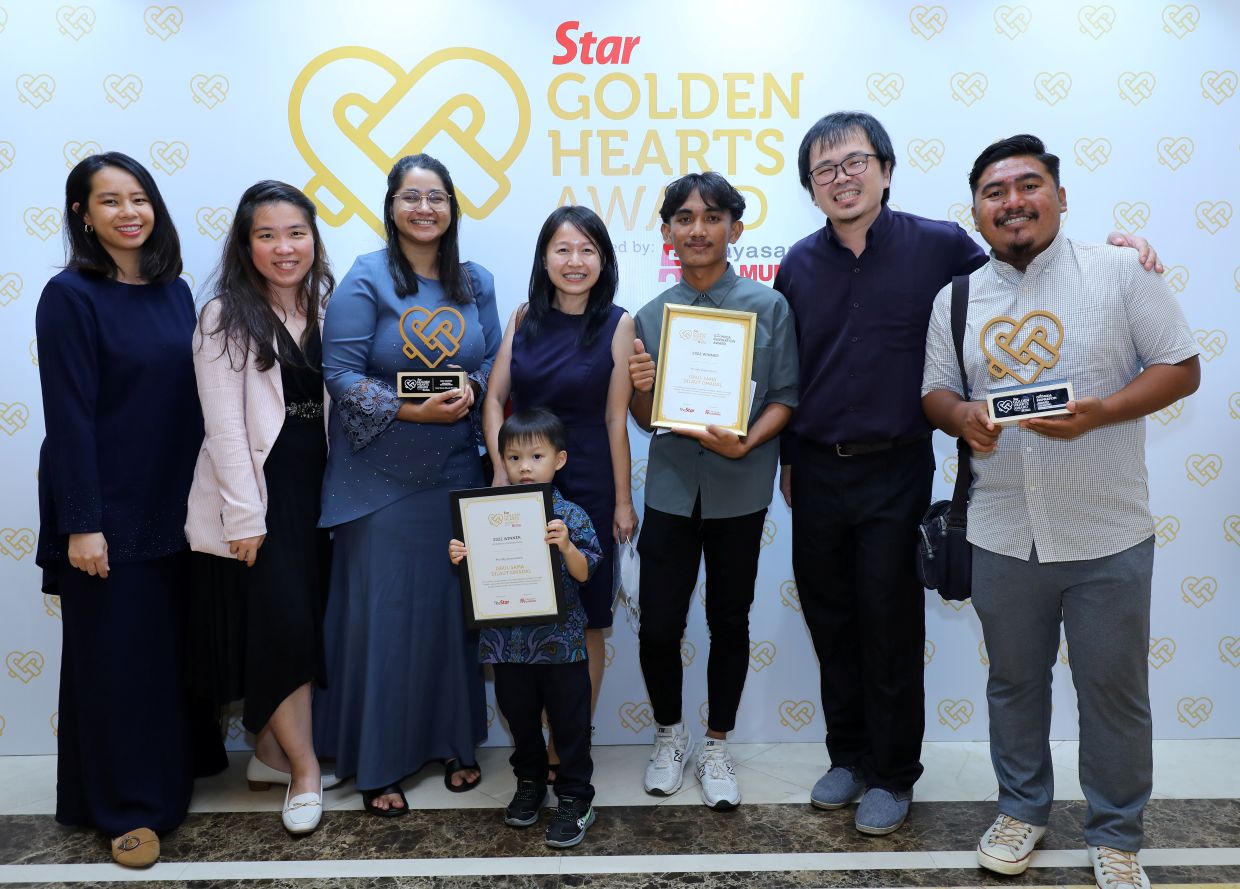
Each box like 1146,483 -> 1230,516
774,205 -> 985,453
921,232 -> 1198,563
633,265 -> 799,519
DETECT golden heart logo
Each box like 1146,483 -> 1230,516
1176,696 -> 1212,728
749,639 -> 776,671
0,528 -> 36,560
50,711 -> 58,737
1180,575 -> 1217,608
603,642 -> 615,669
1148,636 -> 1176,668
1229,392 -> 1240,419
1156,137 -> 1194,170
908,138 -> 945,172
486,513 -> 503,527
16,74 -> 56,108
1073,137 -> 1111,171
865,73 -> 904,107
924,639 -> 936,665
400,305 -> 465,368
485,704 -> 495,729
1162,3 -> 1200,37
1193,328 -> 1226,361
942,454 -> 958,483
1201,70 -> 1238,104
761,519 -> 776,548
944,202 -> 973,232
190,74 -> 228,109
1118,71 -> 1156,105
1225,515 -> 1240,547
1153,514 -> 1180,546
1058,640 -> 1070,665
631,458 -> 647,490
0,272 -> 22,306
1185,453 -> 1222,486
0,402 -> 30,435
1219,635 -> 1240,667
0,140 -> 13,171
1195,201 -> 1232,234
143,5 -> 182,40
1163,264 -> 1189,293
1151,398 -> 1185,425
289,46 -> 530,234
103,73 -> 142,109
778,699 -> 816,730
618,700 -> 654,732
195,206 -> 232,240
1034,72 -> 1072,105
63,140 -> 101,169
30,339 -> 38,367
6,650 -> 45,683
978,640 -> 989,666
1112,201 -> 1151,234
994,5 -> 1032,38
1078,4 -> 1116,38
779,579 -> 801,612
909,5 -> 948,39
937,698 -> 974,730
56,5 -> 95,39
979,310 -> 1064,385
43,593 -> 62,620
680,639 -> 696,667
694,576 -> 706,607
950,72 -> 988,106
699,701 -> 710,729
150,140 -> 189,175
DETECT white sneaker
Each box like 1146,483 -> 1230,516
1089,844 -> 1151,889
696,739 -> 741,811
976,814 -> 1046,875
643,722 -> 691,795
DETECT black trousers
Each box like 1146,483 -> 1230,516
493,661 -> 593,801
791,437 -> 933,792
637,500 -> 767,733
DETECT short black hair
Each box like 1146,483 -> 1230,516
659,172 -> 745,223
498,408 -> 567,454
968,134 -> 1061,196
797,111 -> 896,204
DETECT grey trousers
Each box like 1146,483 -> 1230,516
972,536 -> 1154,850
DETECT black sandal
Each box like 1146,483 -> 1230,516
360,783 -> 409,817
443,759 -> 482,793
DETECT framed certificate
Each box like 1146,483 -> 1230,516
651,303 -> 758,436
450,483 -> 566,628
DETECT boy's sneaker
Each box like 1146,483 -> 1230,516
544,795 -> 595,848
696,739 -> 741,811
976,814 -> 1046,875
504,779 -> 546,828
1089,845 -> 1151,889
643,722 -> 692,795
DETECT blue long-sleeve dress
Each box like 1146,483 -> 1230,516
312,251 -> 501,789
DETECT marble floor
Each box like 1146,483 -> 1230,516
1,740 -> 1237,887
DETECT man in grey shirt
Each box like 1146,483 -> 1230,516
922,135 -> 1199,888
628,172 -> 798,811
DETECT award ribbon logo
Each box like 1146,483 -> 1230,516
400,306 -> 465,368
980,310 -> 1064,385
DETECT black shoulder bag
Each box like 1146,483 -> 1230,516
915,275 -> 974,602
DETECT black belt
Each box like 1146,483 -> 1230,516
826,432 -> 930,458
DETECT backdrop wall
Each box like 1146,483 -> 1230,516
1,0 -> 1237,754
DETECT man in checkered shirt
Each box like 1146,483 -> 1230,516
922,135 -> 1199,888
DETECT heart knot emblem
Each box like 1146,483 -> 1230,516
979,310 -> 1065,385
779,580 -> 801,612
6,650 -> 45,683
749,640 -> 777,671
618,701 -> 653,732
937,698 -> 974,730
400,306 -> 465,368
779,700 -> 816,730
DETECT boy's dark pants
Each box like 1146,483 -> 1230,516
493,660 -> 594,801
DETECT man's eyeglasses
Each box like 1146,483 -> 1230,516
809,153 -> 877,187
395,189 -> 449,209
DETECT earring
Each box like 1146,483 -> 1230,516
85,223 -> 94,234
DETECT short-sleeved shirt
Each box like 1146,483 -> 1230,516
921,233 -> 1198,563
633,265 -> 799,519
477,488 -> 603,665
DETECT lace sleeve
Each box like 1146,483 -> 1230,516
466,365 -> 490,448
338,377 -> 400,452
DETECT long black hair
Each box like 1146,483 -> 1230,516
63,151 -> 182,284
523,205 -> 619,347
202,180 -> 334,371
383,154 -> 472,304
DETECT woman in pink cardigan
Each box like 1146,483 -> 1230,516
185,181 -> 334,834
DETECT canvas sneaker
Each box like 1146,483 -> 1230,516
810,765 -> 865,810
696,739 -> 741,811
504,779 -> 546,828
544,795 -> 595,848
977,814 -> 1046,875
643,722 -> 691,795
1089,845 -> 1151,889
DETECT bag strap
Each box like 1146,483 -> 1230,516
948,275 -> 973,529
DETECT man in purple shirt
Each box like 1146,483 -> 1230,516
773,112 -> 1160,836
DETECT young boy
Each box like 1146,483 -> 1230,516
448,408 -> 603,848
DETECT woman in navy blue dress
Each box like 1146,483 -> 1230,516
35,152 -> 214,867
483,206 -> 636,738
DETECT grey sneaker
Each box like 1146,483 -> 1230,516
855,787 -> 911,835
810,765 -> 865,810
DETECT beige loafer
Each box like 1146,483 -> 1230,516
111,827 -> 159,868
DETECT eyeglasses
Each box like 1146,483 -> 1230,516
809,153 -> 877,186
395,189 -> 449,209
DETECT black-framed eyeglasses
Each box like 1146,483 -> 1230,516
809,153 -> 877,186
